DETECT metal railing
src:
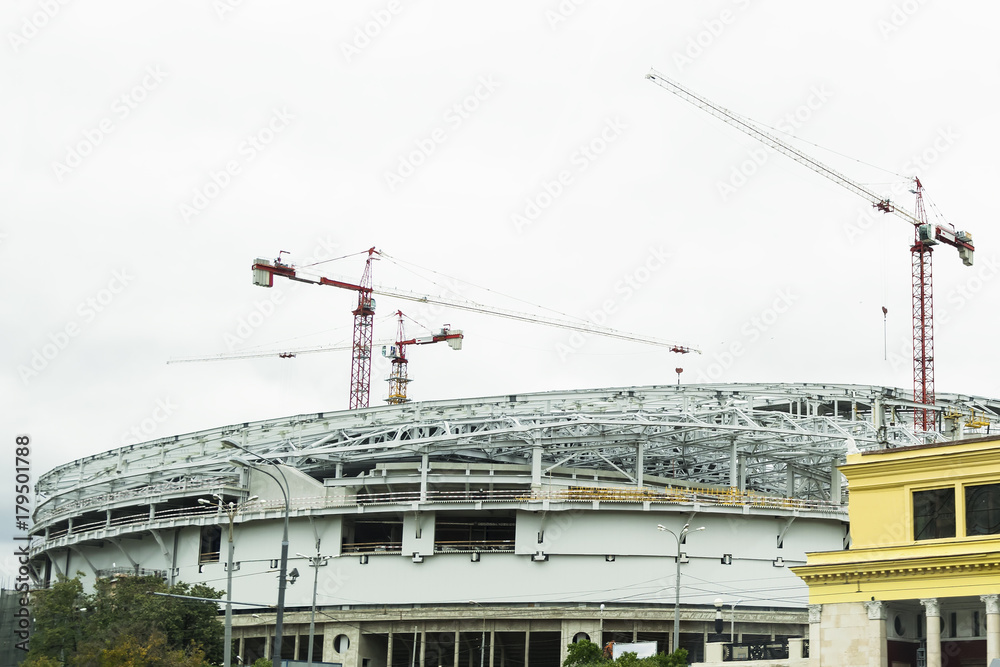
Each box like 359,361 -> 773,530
341,541 -> 402,554
433,539 -> 515,553
33,486 -> 843,548
722,639 -> 808,661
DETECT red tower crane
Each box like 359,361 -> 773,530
383,310 -> 464,405
252,247 -> 378,409
251,245 -> 698,411
646,69 -> 975,431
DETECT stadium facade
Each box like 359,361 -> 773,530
27,383 -> 1000,666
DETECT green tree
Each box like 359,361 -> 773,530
25,574 -> 89,660
562,639 -> 689,667
27,573 -> 224,666
71,630 -> 209,667
564,638 -> 605,666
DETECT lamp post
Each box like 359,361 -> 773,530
469,600 -> 486,667
657,523 -> 705,655
731,599 -> 743,643
296,547 -> 332,667
228,453 -> 291,666
199,493 -> 258,667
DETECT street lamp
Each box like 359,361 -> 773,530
228,453 -> 291,665
199,493 -> 258,667
657,523 -> 705,655
469,600 -> 486,667
296,548 -> 332,667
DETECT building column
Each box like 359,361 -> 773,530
921,598 -> 941,667
864,600 -> 888,667
807,604 -> 821,665
982,594 -> 1000,663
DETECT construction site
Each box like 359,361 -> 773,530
22,65 -> 998,667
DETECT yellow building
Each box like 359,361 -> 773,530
792,435 -> 1000,667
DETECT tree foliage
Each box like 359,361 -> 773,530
563,639 -> 689,667
26,573 -> 223,666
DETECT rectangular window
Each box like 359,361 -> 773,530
913,488 -> 955,540
966,483 -> 1000,536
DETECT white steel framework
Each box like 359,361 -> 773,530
31,383 -> 999,534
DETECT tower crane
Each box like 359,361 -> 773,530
383,310 -> 464,404
646,69 -> 975,431
251,247 -> 699,410
252,247 -> 378,409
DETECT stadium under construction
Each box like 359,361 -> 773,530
27,382 -> 1000,666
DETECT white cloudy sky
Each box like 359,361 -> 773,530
3,0 -> 999,581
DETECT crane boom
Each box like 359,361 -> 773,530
645,70 -> 924,224
256,257 -> 698,354
168,343 -> 355,364
646,68 -> 975,430
369,283 -> 697,354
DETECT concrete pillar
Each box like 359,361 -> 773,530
387,632 -> 393,667
921,598 -> 941,667
981,594 -> 1000,664
454,630 -> 460,667
864,600 -> 888,667
531,446 -> 542,488
419,630 -> 426,667
729,439 -> 738,489
705,642 -> 724,662
420,454 -> 429,502
830,463 -> 842,505
788,637 -> 804,659
808,605 -> 821,665
488,629 -> 494,667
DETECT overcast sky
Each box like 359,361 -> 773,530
3,0 -> 999,583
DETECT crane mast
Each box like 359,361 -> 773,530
646,69 -> 975,430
